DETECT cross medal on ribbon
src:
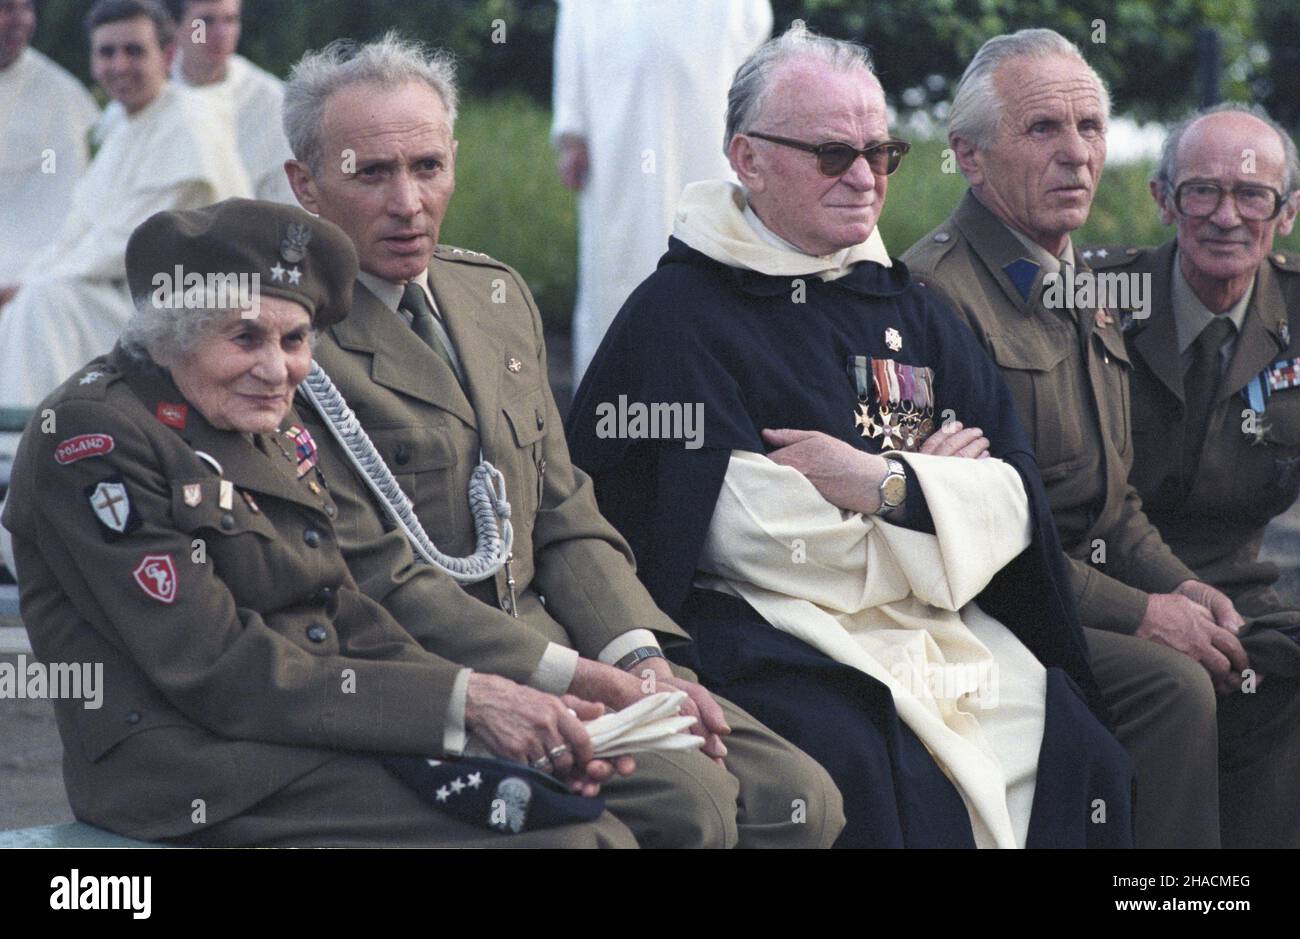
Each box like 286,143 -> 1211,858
848,355 -> 936,452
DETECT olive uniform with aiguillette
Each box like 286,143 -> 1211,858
302,244 -> 845,848
1088,240 -> 1300,848
1,201 -> 634,848
902,192 -> 1222,848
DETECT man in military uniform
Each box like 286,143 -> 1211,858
1085,104 -> 1300,846
902,28 -> 1236,847
280,34 -> 843,848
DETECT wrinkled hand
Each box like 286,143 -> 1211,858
637,656 -> 730,766
465,673 -> 632,796
762,427 -> 886,515
919,420 -> 990,459
1137,590 -> 1250,694
1174,579 -> 1246,632
556,135 -> 590,190
571,657 -> 729,766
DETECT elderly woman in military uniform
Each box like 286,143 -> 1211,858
1,199 -> 638,848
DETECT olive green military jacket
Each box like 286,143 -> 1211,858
3,348 -> 464,841
1090,240 -> 1300,617
306,245 -> 689,676
903,192 -> 1196,633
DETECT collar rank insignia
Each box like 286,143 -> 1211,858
183,483 -> 202,507
156,401 -> 188,430
1265,357 -> 1300,393
286,425 -> 318,478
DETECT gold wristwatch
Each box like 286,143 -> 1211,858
876,458 -> 907,515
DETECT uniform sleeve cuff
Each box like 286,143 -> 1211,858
526,642 -> 579,695
597,630 -> 662,667
442,668 -> 473,756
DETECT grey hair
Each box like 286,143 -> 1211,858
724,19 -> 876,154
283,30 -> 459,175
948,28 -> 1111,153
120,295 -> 317,363
1152,101 -> 1300,197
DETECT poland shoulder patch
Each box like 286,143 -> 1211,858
133,554 -> 178,604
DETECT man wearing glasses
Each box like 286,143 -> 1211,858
903,30 -> 1284,848
569,21 -> 1135,847
1087,104 -> 1300,847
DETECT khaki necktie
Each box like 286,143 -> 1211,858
401,282 -> 459,377
1182,315 -> 1234,487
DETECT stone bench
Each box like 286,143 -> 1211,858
0,823 -> 160,848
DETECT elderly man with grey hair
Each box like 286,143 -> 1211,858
569,21 -> 1135,848
903,27 -> 1244,847
1085,102 -> 1300,848
277,32 -> 844,849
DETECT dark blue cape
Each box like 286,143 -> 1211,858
567,238 -> 1133,847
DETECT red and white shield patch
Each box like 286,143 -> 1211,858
133,553 -> 178,604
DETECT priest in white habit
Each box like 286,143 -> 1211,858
0,0 -> 250,412
164,0 -> 295,203
0,0 -> 100,286
551,0 -> 773,385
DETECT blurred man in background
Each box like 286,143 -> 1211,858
164,0 -> 295,202
0,0 -> 249,411
552,0 -> 772,385
0,0 -> 99,286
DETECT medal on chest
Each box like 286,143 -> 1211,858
847,354 -> 936,452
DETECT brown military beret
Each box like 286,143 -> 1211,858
125,198 -> 358,327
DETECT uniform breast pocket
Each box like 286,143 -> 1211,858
171,480 -> 282,578
501,390 -> 548,527
988,327 -> 1088,476
1263,386 -> 1300,492
364,421 -> 465,539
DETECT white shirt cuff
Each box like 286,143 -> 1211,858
527,641 -> 579,695
597,630 -> 662,668
442,668 -> 473,756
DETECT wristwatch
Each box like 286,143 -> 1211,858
615,646 -> 665,671
876,458 -> 907,515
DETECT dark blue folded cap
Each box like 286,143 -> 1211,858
382,754 -> 607,834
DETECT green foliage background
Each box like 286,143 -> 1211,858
28,0 -> 1300,330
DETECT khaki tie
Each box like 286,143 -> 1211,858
1182,315 -> 1234,487
401,282 -> 459,377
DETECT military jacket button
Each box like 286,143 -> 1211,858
306,625 -> 328,643
303,529 -> 322,548
536,413 -> 545,431
324,504 -> 337,518
394,444 -> 411,466
220,513 -> 236,530
316,586 -> 335,602
125,710 -> 141,725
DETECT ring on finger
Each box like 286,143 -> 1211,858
548,744 -> 569,761
530,755 -> 552,771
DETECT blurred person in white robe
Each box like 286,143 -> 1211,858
165,0 -> 294,203
0,0 -> 250,412
552,0 -> 772,385
0,0 -> 100,286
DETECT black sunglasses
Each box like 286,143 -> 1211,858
747,131 -> 911,177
